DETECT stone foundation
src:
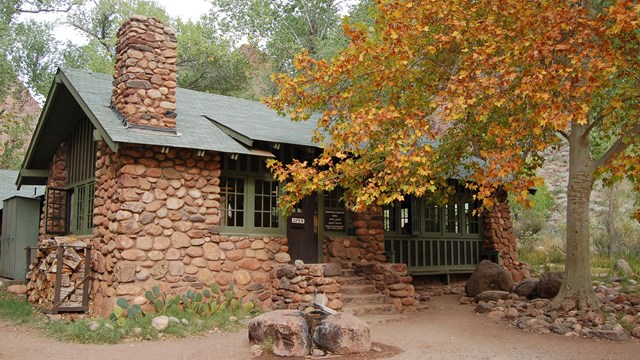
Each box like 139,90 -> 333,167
353,262 -> 416,312
482,191 -> 530,282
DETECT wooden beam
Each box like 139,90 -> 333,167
19,169 -> 50,178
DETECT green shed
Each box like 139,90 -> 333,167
0,196 -> 41,279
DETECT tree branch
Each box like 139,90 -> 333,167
16,5 -> 75,14
583,114 -> 604,138
594,123 -> 640,169
68,23 -> 113,53
557,129 -> 569,141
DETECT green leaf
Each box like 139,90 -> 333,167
195,292 -> 203,303
112,304 -> 122,318
211,283 -> 219,295
126,307 -> 138,319
203,289 -> 211,298
116,298 -> 129,310
209,302 -> 219,313
153,285 -> 160,297
154,299 -> 164,312
187,290 -> 195,301
145,290 -> 154,302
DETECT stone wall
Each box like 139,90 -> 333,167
90,143 -> 289,316
350,207 -> 386,262
482,192 -> 530,282
112,16 -> 178,129
271,263 -> 343,311
353,262 -> 416,312
323,236 -> 361,263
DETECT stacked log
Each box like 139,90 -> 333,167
26,236 -> 89,310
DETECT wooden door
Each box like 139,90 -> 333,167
287,194 -> 318,263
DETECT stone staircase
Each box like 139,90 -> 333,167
339,268 -> 398,316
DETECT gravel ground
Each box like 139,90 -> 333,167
1,295 -> 639,360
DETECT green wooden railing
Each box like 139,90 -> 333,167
385,237 -> 483,275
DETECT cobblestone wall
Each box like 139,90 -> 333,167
89,143 -> 289,315
271,263 -> 343,311
112,16 -> 178,129
353,262 -> 416,312
482,191 -> 530,282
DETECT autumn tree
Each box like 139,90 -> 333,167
267,0 -> 640,310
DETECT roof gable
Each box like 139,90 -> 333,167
19,68 -> 320,187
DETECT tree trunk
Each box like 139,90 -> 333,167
551,123 -> 600,310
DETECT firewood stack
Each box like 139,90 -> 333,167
26,236 -> 89,310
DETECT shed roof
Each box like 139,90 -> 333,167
0,170 -> 43,210
18,68 -> 320,187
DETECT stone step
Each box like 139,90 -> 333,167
338,276 -> 373,286
341,284 -> 376,295
342,293 -> 388,306
342,303 -> 398,317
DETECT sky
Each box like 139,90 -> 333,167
20,0 -> 357,44
19,0 -> 213,44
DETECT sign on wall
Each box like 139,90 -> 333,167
324,209 -> 345,231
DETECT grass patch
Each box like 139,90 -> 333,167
0,289 -> 260,345
0,291 -> 42,325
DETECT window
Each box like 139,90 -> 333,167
220,153 -> 282,233
71,181 -> 95,235
445,200 -> 460,234
464,196 -> 481,234
383,185 -> 481,238
424,201 -> 440,233
254,179 -> 279,228
220,177 -> 245,227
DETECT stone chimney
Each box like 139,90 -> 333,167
112,15 -> 178,130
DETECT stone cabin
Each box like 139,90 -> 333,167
17,16 -> 528,316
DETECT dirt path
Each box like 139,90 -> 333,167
1,295 -> 639,360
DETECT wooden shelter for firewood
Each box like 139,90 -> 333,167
26,236 -> 91,313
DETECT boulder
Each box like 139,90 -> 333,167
248,310 -> 311,357
151,315 -> 169,331
313,313 -> 371,354
538,272 -> 564,298
465,260 -> 514,297
475,290 -> 511,302
614,259 -> 633,276
515,277 -> 539,298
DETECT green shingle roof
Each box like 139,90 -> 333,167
18,68 -> 321,187
62,68 -> 318,151
0,170 -> 43,210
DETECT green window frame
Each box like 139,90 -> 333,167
383,187 -> 481,238
71,180 -> 95,235
220,153 -> 284,234
254,178 -> 280,228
